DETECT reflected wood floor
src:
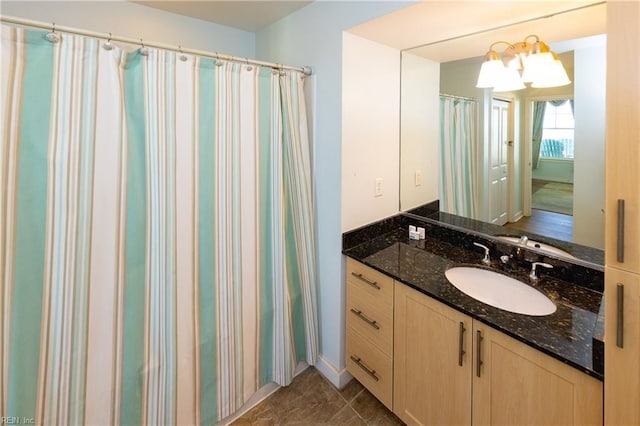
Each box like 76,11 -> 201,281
231,367 -> 404,425
504,209 -> 573,242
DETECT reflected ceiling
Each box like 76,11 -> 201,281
348,1 -> 605,61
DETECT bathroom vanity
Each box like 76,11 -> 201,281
343,214 -> 604,425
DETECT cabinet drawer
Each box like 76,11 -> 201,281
346,327 -> 393,410
346,258 -> 394,304
347,280 -> 393,355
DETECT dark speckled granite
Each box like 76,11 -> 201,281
342,215 -> 401,249
399,215 -> 604,293
343,220 -> 604,381
404,200 -> 439,218
593,299 -> 605,374
404,208 -> 605,268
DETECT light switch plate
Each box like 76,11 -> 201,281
374,178 -> 383,197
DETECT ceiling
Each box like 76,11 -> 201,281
348,0 -> 606,62
133,0 -> 312,32
131,1 -> 606,58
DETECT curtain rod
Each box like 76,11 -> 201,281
0,14 -> 312,76
440,93 -> 477,102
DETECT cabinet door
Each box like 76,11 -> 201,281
605,1 -> 640,273
473,324 -> 603,426
605,267 -> 640,425
393,283 -> 472,426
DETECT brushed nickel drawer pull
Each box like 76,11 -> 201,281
617,283 -> 624,348
617,199 -> 625,263
350,308 -> 380,330
458,321 -> 466,367
476,330 -> 483,378
351,272 -> 381,290
350,355 -> 379,381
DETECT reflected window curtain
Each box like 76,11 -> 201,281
549,99 -> 568,108
439,96 -> 478,218
531,101 -> 547,169
1,24 -> 317,426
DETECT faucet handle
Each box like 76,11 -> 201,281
473,242 -> 491,265
529,262 -> 553,280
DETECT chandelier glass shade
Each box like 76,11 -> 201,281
476,35 -> 571,91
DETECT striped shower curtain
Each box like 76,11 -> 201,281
1,25 -> 317,425
439,96 -> 478,219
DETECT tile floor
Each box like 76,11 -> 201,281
231,367 -> 404,425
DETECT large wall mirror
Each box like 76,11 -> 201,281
400,2 -> 606,265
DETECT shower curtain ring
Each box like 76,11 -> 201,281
245,58 -> 253,71
215,52 -> 223,66
103,32 -> 113,51
45,22 -> 60,43
178,46 -> 188,62
139,38 -> 149,56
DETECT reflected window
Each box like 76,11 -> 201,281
541,99 -> 574,159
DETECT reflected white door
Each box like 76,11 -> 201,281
489,99 -> 509,225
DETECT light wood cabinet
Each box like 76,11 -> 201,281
394,283 -> 603,426
605,267 -> 640,426
394,282 -> 472,425
473,323 -> 603,426
604,3 -> 640,424
345,258 -> 394,409
604,1 -> 640,273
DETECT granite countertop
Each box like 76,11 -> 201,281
415,210 -> 605,268
343,227 -> 604,381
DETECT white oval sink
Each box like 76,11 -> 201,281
445,267 -> 557,316
498,236 -> 576,259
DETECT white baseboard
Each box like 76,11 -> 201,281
314,354 -> 353,389
511,210 -> 524,222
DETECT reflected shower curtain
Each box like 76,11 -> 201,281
531,100 -> 547,169
1,25 -> 317,425
439,96 -> 478,218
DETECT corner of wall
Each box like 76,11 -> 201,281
315,354 -> 353,389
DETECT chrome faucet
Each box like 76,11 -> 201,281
529,262 -> 553,280
518,235 -> 529,246
473,242 -> 491,265
500,254 -> 514,272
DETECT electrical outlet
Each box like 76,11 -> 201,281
374,178 -> 383,197
414,170 -> 422,187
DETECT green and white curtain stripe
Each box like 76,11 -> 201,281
1,24 -> 317,425
439,96 -> 479,219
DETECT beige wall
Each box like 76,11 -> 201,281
400,52 -> 440,211
573,43 -> 606,249
341,32 -> 401,232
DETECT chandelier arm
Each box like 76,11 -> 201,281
488,40 -> 516,52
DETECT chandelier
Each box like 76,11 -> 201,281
476,35 -> 571,92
